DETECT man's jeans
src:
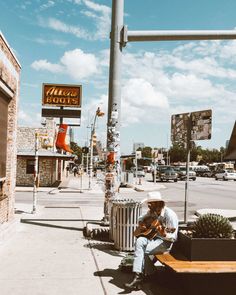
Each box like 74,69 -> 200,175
132,237 -> 172,274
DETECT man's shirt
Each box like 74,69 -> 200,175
138,206 -> 179,242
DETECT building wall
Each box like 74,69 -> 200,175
16,118 -> 61,186
0,33 -> 21,225
17,119 -> 56,152
16,157 -> 57,187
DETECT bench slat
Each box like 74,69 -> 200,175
156,253 -> 236,273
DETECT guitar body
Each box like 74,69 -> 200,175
134,219 -> 166,240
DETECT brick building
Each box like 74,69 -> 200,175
0,32 -> 21,229
17,119 -> 73,187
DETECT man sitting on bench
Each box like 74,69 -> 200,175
124,191 -> 179,290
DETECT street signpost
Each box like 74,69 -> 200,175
171,109 -> 212,223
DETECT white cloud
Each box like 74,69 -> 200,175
34,37 -> 69,46
31,59 -> 63,73
31,48 -> 99,80
43,17 -> 91,40
39,1 -> 111,41
39,0 -> 55,11
122,78 -> 169,108
82,0 -> 111,39
60,48 -> 99,79
119,40 -> 236,128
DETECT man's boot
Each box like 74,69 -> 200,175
124,272 -> 143,290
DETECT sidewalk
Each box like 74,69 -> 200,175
1,175 -> 234,295
0,176 -> 157,295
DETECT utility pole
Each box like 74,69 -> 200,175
184,115 -> 192,224
104,0 -> 124,221
89,107 -> 104,190
88,123 -> 94,190
32,132 -> 39,214
86,153 -> 89,176
80,153 -> 84,192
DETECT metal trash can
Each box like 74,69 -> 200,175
110,199 -> 142,251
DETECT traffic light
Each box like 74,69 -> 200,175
92,134 -> 97,147
82,146 -> 89,154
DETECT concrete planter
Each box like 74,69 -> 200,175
176,231 -> 236,261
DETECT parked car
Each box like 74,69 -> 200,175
152,166 -> 178,182
174,166 -> 196,181
215,170 -> 236,181
159,167 -> 178,182
152,165 -> 170,182
195,169 -> 212,177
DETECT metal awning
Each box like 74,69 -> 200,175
17,149 -> 74,160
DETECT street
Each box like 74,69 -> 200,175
15,176 -> 236,222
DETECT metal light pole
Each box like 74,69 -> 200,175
88,107 -> 104,189
184,115 -> 192,224
32,132 -> 39,214
104,0 -> 124,222
80,153 -> 84,192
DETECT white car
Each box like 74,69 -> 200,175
215,170 -> 236,181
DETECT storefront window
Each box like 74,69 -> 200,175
26,159 -> 35,174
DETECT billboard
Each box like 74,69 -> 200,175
42,84 -> 82,108
171,109 -> 212,144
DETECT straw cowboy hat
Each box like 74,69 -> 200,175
141,191 -> 165,204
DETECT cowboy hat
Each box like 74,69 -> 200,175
141,191 -> 164,204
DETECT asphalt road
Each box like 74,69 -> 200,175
15,176 -> 236,222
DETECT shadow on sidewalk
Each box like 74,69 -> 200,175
94,267 -> 185,295
94,268 -> 133,294
21,218 -> 85,231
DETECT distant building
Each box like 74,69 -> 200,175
133,142 -> 144,153
0,32 -> 21,230
69,127 -> 74,143
224,121 -> 236,161
225,140 -> 229,149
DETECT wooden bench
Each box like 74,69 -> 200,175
155,252 -> 236,273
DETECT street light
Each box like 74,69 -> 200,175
88,107 -> 105,189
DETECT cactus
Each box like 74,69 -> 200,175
192,213 -> 234,239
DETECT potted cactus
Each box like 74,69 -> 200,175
176,213 -> 236,261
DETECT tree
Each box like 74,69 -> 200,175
70,142 -> 82,164
137,146 -> 152,167
168,143 -> 227,164
169,143 -> 187,163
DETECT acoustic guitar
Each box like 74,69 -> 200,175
134,216 -> 175,240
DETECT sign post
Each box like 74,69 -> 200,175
32,132 -> 39,214
135,150 -> 142,184
171,109 -> 212,223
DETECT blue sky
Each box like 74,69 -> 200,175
1,0 -> 236,154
